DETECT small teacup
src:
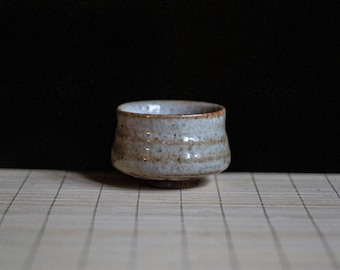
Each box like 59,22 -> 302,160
111,100 -> 231,183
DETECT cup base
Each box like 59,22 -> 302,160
142,179 -> 200,189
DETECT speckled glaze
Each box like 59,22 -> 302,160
111,100 -> 231,181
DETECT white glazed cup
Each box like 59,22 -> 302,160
112,100 -> 231,181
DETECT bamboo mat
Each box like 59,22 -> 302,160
0,170 -> 339,270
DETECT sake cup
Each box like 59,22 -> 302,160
111,100 -> 231,182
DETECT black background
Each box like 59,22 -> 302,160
1,1 -> 339,172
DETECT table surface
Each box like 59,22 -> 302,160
0,170 -> 339,270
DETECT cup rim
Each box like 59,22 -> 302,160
116,100 -> 226,118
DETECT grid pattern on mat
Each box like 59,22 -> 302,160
0,170 -> 339,270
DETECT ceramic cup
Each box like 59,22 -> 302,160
111,100 -> 231,182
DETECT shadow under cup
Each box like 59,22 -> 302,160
111,100 -> 231,188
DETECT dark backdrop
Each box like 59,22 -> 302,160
1,1 -> 339,172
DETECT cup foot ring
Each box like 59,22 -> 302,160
142,179 -> 200,189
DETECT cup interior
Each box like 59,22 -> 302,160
118,100 -> 224,116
